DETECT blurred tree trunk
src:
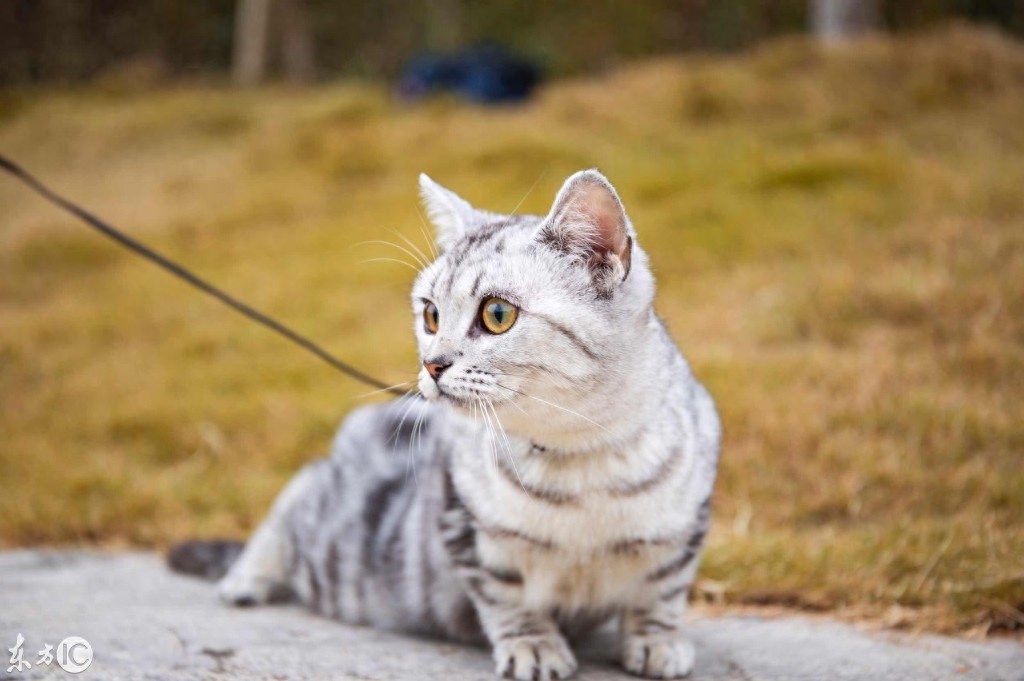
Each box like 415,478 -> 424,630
233,0 -> 271,85
811,0 -> 879,42
278,0 -> 315,83
233,0 -> 315,85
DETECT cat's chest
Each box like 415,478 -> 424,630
452,449 -> 695,609
453,439 -> 695,554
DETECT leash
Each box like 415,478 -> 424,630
0,154 -> 406,397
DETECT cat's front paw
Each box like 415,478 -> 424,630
493,634 -> 578,681
622,634 -> 695,679
217,569 -> 276,607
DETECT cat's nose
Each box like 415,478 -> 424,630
424,359 -> 452,380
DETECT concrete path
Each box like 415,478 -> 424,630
1,551 -> 1020,681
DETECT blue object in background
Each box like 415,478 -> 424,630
398,44 -> 542,104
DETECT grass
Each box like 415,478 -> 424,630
1,23 -> 1022,637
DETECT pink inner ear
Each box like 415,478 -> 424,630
575,183 -> 629,258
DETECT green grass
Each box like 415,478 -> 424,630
1,24 -> 1022,636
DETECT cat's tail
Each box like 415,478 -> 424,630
167,539 -> 245,581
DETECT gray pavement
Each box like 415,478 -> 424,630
1,551 -> 1021,681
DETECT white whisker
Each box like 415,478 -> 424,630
478,397 -> 499,474
380,238 -> 429,269
505,396 -> 529,417
411,404 -> 429,487
356,380 -> 418,399
388,394 -> 423,485
487,400 -> 530,498
359,256 -> 420,273
494,381 -> 610,434
510,170 -> 547,216
413,206 -> 439,259
391,230 -> 433,270
357,239 -> 429,270
489,369 -> 586,396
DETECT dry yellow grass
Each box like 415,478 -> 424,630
1,24 -> 1021,636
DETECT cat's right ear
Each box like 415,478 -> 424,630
419,173 -> 474,252
537,169 -> 634,292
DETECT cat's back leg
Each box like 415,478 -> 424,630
217,399 -> 431,609
217,459 -> 326,606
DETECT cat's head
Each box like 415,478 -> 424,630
411,170 -> 656,444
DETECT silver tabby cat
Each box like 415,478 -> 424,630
216,170 -> 721,680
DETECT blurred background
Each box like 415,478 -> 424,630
1,1 -> 1023,85
1,0 -> 1021,638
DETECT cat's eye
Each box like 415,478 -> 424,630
480,297 -> 518,334
423,301 -> 439,334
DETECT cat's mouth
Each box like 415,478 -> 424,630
421,372 -> 513,411
435,387 -> 475,410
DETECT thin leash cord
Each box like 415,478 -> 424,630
0,154 -> 407,397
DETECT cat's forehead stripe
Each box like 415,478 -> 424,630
439,254 -> 503,300
433,219 -> 537,298
469,271 -> 485,298
450,216 -> 538,261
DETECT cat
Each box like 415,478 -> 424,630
172,169 -> 721,680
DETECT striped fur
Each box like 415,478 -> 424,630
217,170 -> 721,680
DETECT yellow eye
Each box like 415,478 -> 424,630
480,297 -> 518,334
423,301 -> 439,334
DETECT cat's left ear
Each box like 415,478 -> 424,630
538,169 -> 634,291
419,173 -> 475,252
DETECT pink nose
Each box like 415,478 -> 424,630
424,361 -> 450,380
